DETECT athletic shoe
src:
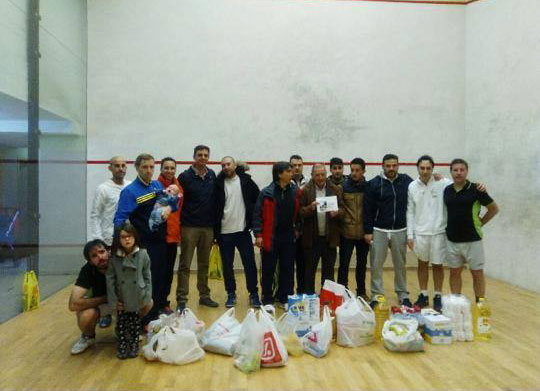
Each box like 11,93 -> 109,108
176,302 -> 186,313
71,334 -> 96,355
414,293 -> 429,308
199,297 -> 219,308
433,294 -> 442,313
249,294 -> 262,308
401,298 -> 413,308
116,350 -> 128,360
98,314 -> 112,328
225,294 -> 237,308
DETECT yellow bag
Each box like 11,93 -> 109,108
22,270 -> 40,312
208,244 -> 224,280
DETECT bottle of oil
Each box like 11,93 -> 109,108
374,295 -> 389,341
473,297 -> 492,341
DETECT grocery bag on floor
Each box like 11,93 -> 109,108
208,244 -> 224,280
143,326 -> 205,365
287,294 -> 320,337
260,305 -> 288,367
442,294 -> 473,342
319,280 -> 345,315
276,308 -> 304,356
178,308 -> 205,343
336,290 -> 375,347
382,319 -> 424,352
233,309 -> 264,373
22,270 -> 40,312
302,305 -> 333,358
201,308 -> 241,356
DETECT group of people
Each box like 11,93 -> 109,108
69,146 -> 498,358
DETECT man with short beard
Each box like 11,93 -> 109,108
214,156 -> 261,308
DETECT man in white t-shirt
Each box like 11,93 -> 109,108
406,155 -> 451,312
88,156 -> 130,327
213,156 -> 261,308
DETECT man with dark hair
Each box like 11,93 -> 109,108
444,159 -> 498,303
114,153 -> 177,319
253,161 -> 301,308
329,157 -> 345,186
338,158 -> 370,300
407,155 -> 452,311
69,239 -> 110,354
289,154 -> 306,188
176,145 -> 218,310
289,154 -> 306,293
214,156 -> 261,308
364,154 -> 413,307
300,163 -> 344,294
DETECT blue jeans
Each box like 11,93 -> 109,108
338,236 -> 369,296
217,231 -> 259,296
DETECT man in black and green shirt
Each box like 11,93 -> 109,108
444,159 -> 499,302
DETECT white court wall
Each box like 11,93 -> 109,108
87,0 -> 466,197
465,0 -> 540,292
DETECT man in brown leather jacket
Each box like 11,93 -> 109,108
299,163 -> 344,294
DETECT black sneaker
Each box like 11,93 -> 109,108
176,302 -> 186,312
433,294 -> 442,312
249,294 -> 262,308
414,293 -> 429,308
199,297 -> 219,308
401,298 -> 413,308
225,294 -> 237,308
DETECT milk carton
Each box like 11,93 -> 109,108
423,313 -> 452,344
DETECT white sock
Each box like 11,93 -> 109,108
434,291 -> 442,297
421,290 -> 428,296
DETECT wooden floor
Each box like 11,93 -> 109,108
1,269 -> 539,391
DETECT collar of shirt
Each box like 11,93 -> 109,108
191,165 -> 208,179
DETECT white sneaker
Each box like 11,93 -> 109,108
71,334 -> 96,355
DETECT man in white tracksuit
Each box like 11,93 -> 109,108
406,155 -> 451,312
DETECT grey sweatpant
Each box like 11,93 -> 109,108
370,229 -> 409,301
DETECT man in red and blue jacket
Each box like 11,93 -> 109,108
253,161 -> 302,307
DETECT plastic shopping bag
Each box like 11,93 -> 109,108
259,305 -> 288,367
143,326 -> 205,365
233,309 -> 264,373
178,308 -> 206,343
287,294 -> 320,337
319,280 -> 345,315
22,270 -> 40,312
208,244 -> 223,280
382,319 -> 424,352
276,308 -> 304,356
335,289 -> 375,347
201,308 -> 242,356
302,305 -> 333,358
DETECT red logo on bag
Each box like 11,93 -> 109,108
262,332 -> 282,364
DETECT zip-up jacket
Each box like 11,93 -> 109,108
114,177 -> 177,245
340,175 -> 367,240
157,174 -> 184,244
406,176 -> 452,239
363,173 -> 413,234
178,166 -> 216,227
213,166 -> 260,238
253,182 -> 301,253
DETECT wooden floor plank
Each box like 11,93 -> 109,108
0,269 -> 539,391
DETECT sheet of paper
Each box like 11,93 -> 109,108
316,195 -> 338,213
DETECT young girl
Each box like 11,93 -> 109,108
106,222 -> 153,359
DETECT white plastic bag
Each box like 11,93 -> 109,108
201,308 -> 242,356
276,308 -> 304,356
382,319 -> 424,352
336,290 -> 376,347
233,309 -> 264,373
259,305 -> 288,367
302,305 -> 333,358
178,308 -> 205,343
146,312 -> 179,340
143,325 -> 205,365
442,294 -> 473,342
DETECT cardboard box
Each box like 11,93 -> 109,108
423,313 -> 452,344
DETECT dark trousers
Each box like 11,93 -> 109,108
304,236 -> 337,295
116,311 -> 140,355
261,239 -> 295,304
144,240 -> 167,320
164,243 -> 178,307
338,236 -> 369,296
294,237 -> 305,294
218,231 -> 259,296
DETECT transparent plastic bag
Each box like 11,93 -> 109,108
302,305 -> 333,358
259,305 -> 288,367
201,308 -> 241,356
233,309 -> 264,373
336,289 -> 375,347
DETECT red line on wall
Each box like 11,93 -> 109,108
305,0 -> 479,5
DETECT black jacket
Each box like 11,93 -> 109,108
177,166 -> 216,227
363,173 -> 413,234
213,167 -> 260,237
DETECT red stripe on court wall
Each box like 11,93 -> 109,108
303,0 -> 480,5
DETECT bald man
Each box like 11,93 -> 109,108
89,156 -> 130,329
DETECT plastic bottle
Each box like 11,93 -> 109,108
473,298 -> 492,341
374,295 -> 389,341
